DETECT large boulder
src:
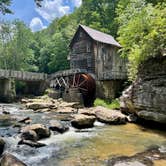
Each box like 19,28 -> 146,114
120,56 -> 166,124
56,107 -> 76,114
0,153 -> 27,166
49,120 -> 69,133
21,124 -> 50,140
94,106 -> 127,124
21,130 -> 38,141
25,102 -> 54,110
0,137 -> 5,156
71,114 -> 96,129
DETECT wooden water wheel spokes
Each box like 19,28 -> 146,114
70,74 -> 89,92
69,73 -> 96,107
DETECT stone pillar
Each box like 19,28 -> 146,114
0,78 -> 16,102
96,80 -> 124,101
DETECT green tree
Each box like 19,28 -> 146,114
0,20 -> 36,71
117,0 -> 166,80
79,0 -> 119,36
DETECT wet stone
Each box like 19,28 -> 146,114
18,139 -> 46,148
0,153 -> 27,166
0,137 -> 5,156
49,120 -> 69,133
94,106 -> 127,124
71,114 -> 96,129
21,130 -> 38,141
21,124 -> 51,140
18,117 -> 31,124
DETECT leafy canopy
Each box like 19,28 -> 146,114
117,0 -> 166,80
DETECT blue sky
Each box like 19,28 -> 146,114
1,0 -> 82,32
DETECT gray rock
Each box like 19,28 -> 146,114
18,117 -> 31,124
0,137 -> 5,156
120,56 -> 166,124
0,153 -> 27,166
137,111 -> 166,124
126,114 -> 138,123
18,139 -> 46,148
94,106 -> 127,124
21,130 -> 38,141
25,102 -> 54,110
49,120 -> 69,133
21,124 -> 51,140
71,114 -> 96,129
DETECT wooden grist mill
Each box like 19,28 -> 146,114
49,25 -> 127,106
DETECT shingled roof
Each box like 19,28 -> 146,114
70,24 -> 121,48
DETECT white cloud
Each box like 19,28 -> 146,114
35,0 -> 82,22
30,17 -> 47,32
35,0 -> 70,22
72,0 -> 82,7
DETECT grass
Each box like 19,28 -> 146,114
94,98 -> 120,110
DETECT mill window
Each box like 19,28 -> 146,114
80,32 -> 83,37
87,43 -> 91,52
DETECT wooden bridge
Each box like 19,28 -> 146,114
0,69 -> 48,102
0,67 -> 127,104
0,69 -> 47,81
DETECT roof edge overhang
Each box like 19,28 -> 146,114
69,24 -> 122,48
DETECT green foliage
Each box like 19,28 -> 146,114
94,98 -> 120,109
79,0 -> 119,36
0,0 -> 165,82
0,20 -> 36,71
15,81 -> 26,94
0,0 -> 12,14
117,0 -> 166,80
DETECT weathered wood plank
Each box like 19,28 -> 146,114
0,69 -> 47,81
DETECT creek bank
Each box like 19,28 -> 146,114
120,56 -> 166,124
0,103 -> 166,166
107,146 -> 166,166
21,96 -> 128,128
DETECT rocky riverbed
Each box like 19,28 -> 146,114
0,96 -> 165,166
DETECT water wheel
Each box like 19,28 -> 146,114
69,73 -> 96,107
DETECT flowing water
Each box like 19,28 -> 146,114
0,104 -> 166,166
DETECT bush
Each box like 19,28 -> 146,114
94,98 -> 120,109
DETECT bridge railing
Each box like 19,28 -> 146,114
0,69 -> 10,78
0,69 -> 47,81
50,68 -> 88,79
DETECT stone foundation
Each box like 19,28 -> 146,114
96,80 -> 125,101
0,78 -> 16,102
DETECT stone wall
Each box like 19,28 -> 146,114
0,78 -> 16,102
120,56 -> 166,124
96,80 -> 124,101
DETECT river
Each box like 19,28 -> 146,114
0,104 -> 166,166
